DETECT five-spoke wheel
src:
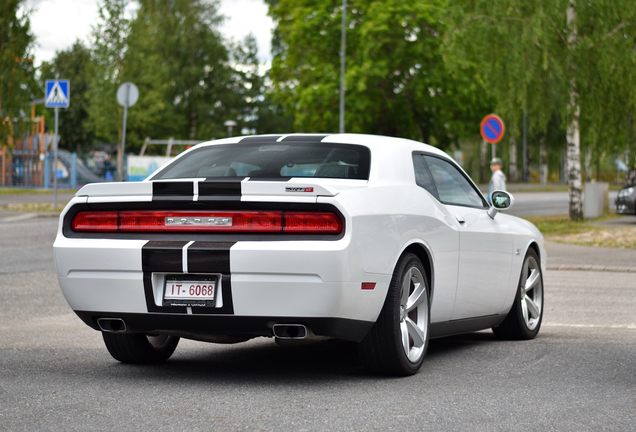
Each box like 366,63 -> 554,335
359,253 -> 430,376
493,248 -> 543,340
399,265 -> 429,363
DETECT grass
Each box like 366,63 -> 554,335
523,214 -> 619,235
524,214 -> 636,249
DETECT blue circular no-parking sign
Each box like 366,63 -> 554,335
480,114 -> 505,144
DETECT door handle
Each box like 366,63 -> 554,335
455,215 -> 465,224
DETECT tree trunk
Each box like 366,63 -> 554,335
509,136 -> 518,182
539,135 -> 548,185
566,0 -> 583,220
585,148 -> 592,182
626,114 -> 636,184
626,151 -> 636,185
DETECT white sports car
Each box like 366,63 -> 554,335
53,133 -> 545,376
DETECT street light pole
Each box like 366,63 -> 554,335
339,0 -> 346,134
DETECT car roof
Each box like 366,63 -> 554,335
195,133 -> 449,157
153,133 -> 456,184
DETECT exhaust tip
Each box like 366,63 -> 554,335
97,318 -> 127,333
272,324 -> 308,339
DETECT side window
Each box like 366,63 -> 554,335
412,154 -> 439,199
424,156 -> 487,208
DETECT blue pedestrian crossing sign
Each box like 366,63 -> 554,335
45,80 -> 70,108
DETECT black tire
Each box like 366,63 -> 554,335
358,253 -> 430,376
102,332 -> 180,364
493,248 -> 544,340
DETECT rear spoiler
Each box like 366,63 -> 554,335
76,179 -> 365,200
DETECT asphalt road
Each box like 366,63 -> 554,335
506,190 -> 618,217
1,218 -> 635,431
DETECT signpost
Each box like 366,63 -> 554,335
480,114 -> 505,159
116,82 -> 139,181
45,80 -> 70,210
224,120 -> 237,137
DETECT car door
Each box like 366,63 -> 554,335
421,154 -> 513,320
412,154 -> 459,323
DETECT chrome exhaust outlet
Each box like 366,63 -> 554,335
272,324 -> 308,340
97,318 -> 127,333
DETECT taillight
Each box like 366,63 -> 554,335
72,210 -> 342,234
283,212 -> 342,234
72,211 -> 119,231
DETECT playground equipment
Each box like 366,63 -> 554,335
139,137 -> 202,157
0,116 -> 48,187
43,149 -> 106,188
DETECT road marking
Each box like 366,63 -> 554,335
547,265 -> 636,273
0,213 -> 39,223
544,323 -> 636,330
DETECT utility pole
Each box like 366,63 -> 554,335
523,112 -> 528,182
339,0 -> 346,134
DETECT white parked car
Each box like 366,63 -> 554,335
53,134 -> 545,375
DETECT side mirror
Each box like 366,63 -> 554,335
487,190 -> 515,219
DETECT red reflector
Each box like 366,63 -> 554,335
72,211 -> 118,231
283,212 -> 342,234
71,210 -> 342,234
361,283 -> 376,290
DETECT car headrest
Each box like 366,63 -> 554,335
315,164 -> 356,178
197,166 -> 237,177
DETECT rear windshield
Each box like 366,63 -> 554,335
153,142 -> 371,180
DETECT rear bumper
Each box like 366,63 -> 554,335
54,235 -> 391,340
75,311 -> 374,342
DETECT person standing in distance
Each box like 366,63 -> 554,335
487,157 -> 506,204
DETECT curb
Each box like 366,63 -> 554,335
547,264 -> 636,273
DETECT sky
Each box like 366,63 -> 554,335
23,0 -> 274,66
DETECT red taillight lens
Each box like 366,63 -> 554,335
72,211 -> 118,231
283,212 -> 342,234
71,210 -> 342,234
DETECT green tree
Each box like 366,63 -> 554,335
0,0 -> 37,145
122,0 -> 233,145
40,40 -> 95,152
86,0 -> 130,145
444,0 -> 636,219
229,33 -> 294,135
268,0 -> 492,148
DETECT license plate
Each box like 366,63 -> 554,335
163,276 -> 216,307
